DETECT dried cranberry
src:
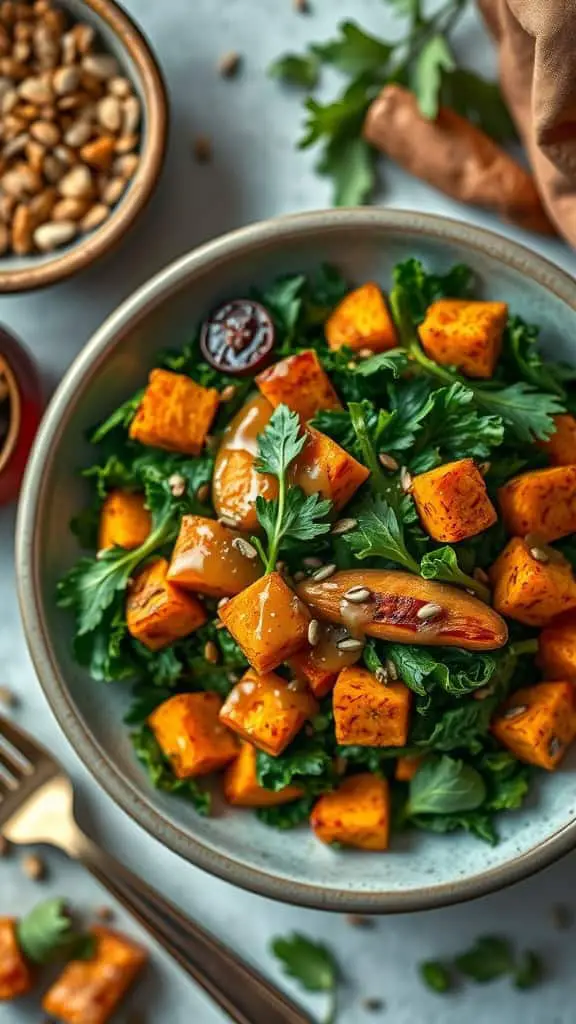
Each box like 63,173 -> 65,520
200,299 -> 275,376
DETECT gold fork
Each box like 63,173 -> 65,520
0,714 -> 312,1024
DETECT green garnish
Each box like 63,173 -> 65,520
270,932 -> 340,1024
407,755 -> 487,816
455,936 -> 516,983
420,960 -> 453,993
17,899 -> 95,966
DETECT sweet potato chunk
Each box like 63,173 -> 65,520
0,919 -> 32,1001
167,515 -> 262,598
325,283 -> 397,354
98,490 -> 151,552
490,538 -> 576,627
218,571 -> 310,673
311,774 -> 390,850
294,426 -> 370,512
395,755 -> 423,782
42,927 -> 146,1024
498,465 -> 576,542
333,666 -> 411,747
289,623 -> 362,698
220,669 -> 318,756
419,299 -> 507,379
149,692 -> 238,777
256,349 -> 342,423
212,394 -> 277,532
129,368 -> 219,455
539,414 -> 576,466
224,742 -> 304,806
412,458 -> 497,542
491,682 -> 576,770
539,614 -> 576,681
126,557 -> 207,650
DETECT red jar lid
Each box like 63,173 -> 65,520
0,326 -> 43,505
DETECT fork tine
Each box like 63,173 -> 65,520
0,739 -> 30,779
0,715 -> 44,766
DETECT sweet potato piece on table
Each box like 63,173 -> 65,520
167,515 -> 262,598
419,299 -> 507,379
289,623 -> 362,698
149,692 -> 238,777
126,557 -> 207,651
412,458 -> 497,542
325,283 -> 397,354
129,368 -> 219,455
294,426 -> 370,512
491,682 -> 576,770
333,666 -> 411,747
498,465 -> 576,542
490,538 -> 576,627
0,919 -> 33,1001
256,349 -> 342,423
224,742 -> 304,806
539,415 -> 576,466
539,614 -> 576,681
395,755 -> 423,782
220,668 -> 318,756
218,571 -> 310,673
42,927 -> 146,1024
311,774 -> 390,850
98,490 -> 151,552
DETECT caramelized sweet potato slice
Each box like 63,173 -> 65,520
126,557 -> 207,651
490,538 -> 576,627
333,666 -> 411,746
224,742 -> 305,806
311,774 -> 390,850
148,692 -> 238,777
539,614 -> 576,680
419,299 -> 507,379
289,622 -> 362,698
297,569 -> 508,650
219,571 -> 310,673
0,919 -> 33,1001
498,465 -> 576,542
167,515 -> 262,598
539,414 -> 576,466
98,490 -> 151,552
325,283 -> 397,353
256,349 -> 342,422
220,669 -> 318,756
491,682 -> 576,770
294,427 -> 370,512
212,394 -> 277,531
129,368 -> 219,456
412,458 -> 497,542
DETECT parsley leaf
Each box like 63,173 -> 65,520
420,545 -> 489,601
455,936 -> 515,983
345,494 -> 420,572
257,795 -> 316,830
256,736 -> 335,793
271,933 -> 340,1024
419,960 -> 453,994
269,53 -> 320,89
514,950 -> 544,990
17,900 -> 95,965
408,755 -> 487,815
90,390 -> 143,443
132,725 -> 211,815
412,34 -> 455,119
312,21 -> 393,77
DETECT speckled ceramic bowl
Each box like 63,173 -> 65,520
16,210 -> 576,912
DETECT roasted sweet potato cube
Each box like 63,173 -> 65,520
325,283 -> 397,354
412,458 -> 497,542
212,394 -> 278,532
256,349 -> 342,423
224,742 -> 304,806
311,774 -> 390,850
42,927 -> 146,1024
539,415 -> 576,466
218,572 -> 310,673
491,682 -> 576,770
129,368 -> 219,455
98,489 -> 151,552
220,669 -> 318,756
333,666 -> 411,747
490,538 -> 576,627
126,557 -> 207,651
167,515 -> 262,598
294,427 -> 370,512
149,692 -> 238,777
419,299 -> 507,379
498,465 -> 576,542
395,755 -> 423,782
539,614 -> 576,680
0,919 -> 33,1001
289,623 -> 362,698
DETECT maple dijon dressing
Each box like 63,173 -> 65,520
212,393 -> 278,530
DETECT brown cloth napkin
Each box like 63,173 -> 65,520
479,0 -> 576,245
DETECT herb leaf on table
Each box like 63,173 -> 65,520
18,900 -> 95,965
271,933 -> 340,1024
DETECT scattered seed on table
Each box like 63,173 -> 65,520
331,517 -> 357,536
217,50 -> 242,78
0,685 -> 16,708
94,905 -> 114,922
378,452 -> 399,471
362,997 -> 384,1012
21,853 -> 45,881
193,134 -> 212,164
346,914 -> 374,928
293,0 -> 310,11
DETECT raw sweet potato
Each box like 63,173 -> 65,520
412,458 -> 497,542
310,774 -> 390,850
297,569 -> 508,650
491,682 -> 576,770
256,349 -> 342,422
294,426 -> 371,511
539,614 -> 576,680
364,85 -> 555,235
498,465 -> 576,542
539,414 -> 576,466
333,666 -> 411,747
325,282 -> 397,353
419,299 -> 507,379
98,490 -> 151,552
395,755 -> 423,782
148,692 -> 238,777
167,515 -> 262,598
42,927 -> 147,1024
218,571 -> 310,673
219,669 -> 318,756
0,919 -> 32,1001
212,394 -> 277,531
289,622 -> 363,698
126,557 -> 207,650
490,538 -> 576,627
129,368 -> 219,455
224,742 -> 304,806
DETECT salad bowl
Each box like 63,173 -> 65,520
16,209 -> 576,912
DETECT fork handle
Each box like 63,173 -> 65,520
72,831 -> 312,1024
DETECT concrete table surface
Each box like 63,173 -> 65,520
2,1 -> 576,1021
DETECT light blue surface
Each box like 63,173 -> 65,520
2,1 -> 576,1021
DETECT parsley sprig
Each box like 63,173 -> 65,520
17,899 -> 95,965
271,932 -> 340,1024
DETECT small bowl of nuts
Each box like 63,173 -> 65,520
0,0 -> 167,291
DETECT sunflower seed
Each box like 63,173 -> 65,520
94,905 -> 114,922
218,514 -> 239,528
308,619 -> 320,646
363,998 -> 384,1013
217,596 -> 230,610
232,536 -> 258,560
346,914 -> 374,928
478,461 -> 491,475
344,586 -> 372,604
204,641 -> 219,664
312,563 -> 337,582
0,685 -> 15,707
331,517 -> 357,536
416,602 -> 443,621
549,736 -> 563,759
530,546 -> 550,564
303,556 -> 322,568
385,658 -> 398,680
217,50 -> 242,78
375,667 -> 389,685
337,637 -> 365,651
502,704 -> 528,720
378,452 -> 399,471
220,384 -> 236,402
400,466 -> 413,492
168,473 -> 186,497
